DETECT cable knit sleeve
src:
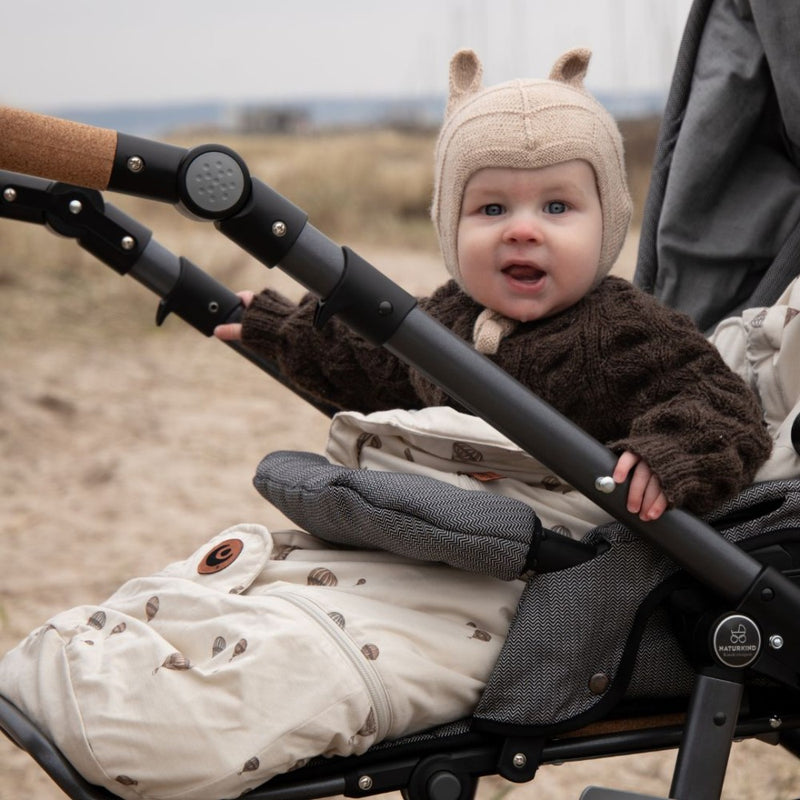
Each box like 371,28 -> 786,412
598,281 -> 772,514
240,288 -> 421,413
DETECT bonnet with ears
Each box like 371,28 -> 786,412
431,47 -> 632,297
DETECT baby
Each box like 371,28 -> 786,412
216,48 -> 771,522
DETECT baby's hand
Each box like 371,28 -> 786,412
613,451 -> 669,521
213,291 -> 255,342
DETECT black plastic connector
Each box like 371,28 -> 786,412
217,178 -> 308,266
45,184 -> 152,274
110,132 -> 188,203
314,246 -> 418,346
155,257 -> 243,336
0,172 -> 51,224
524,524 -> 598,574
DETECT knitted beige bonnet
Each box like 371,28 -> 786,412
431,47 -> 632,289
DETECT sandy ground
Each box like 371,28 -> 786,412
2,227 -> 800,800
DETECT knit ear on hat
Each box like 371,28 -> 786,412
548,47 -> 591,89
446,49 -> 484,115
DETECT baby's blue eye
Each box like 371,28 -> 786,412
482,203 -> 504,216
546,201 -> 568,214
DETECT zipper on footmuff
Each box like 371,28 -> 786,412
275,589 -> 392,742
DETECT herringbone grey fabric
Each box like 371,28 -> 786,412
255,450 -> 540,581
474,479 -> 800,732
474,520 -> 676,733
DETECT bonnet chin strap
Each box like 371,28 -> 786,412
472,308 -> 518,354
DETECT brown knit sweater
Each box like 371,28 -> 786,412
242,276 -> 772,515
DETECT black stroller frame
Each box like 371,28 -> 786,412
3,2 -> 800,797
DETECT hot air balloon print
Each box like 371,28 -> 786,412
239,757 -> 260,774
361,643 -> 380,660
542,475 -> 571,494
452,441 -> 483,463
212,636 -> 226,657
307,567 -> 338,587
273,544 -> 300,561
355,432 -> 382,458
358,708 -> 377,737
145,596 -> 160,622
87,611 -> 106,630
466,622 -> 492,641
229,638 -> 248,661
153,652 -> 192,674
328,612 -> 346,629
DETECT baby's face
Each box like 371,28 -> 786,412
456,161 -> 603,322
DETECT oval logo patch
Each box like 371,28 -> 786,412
198,538 -> 244,574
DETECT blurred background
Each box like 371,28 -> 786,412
6,0 -> 692,122
3,0 -> 694,243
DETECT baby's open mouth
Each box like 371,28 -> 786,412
502,264 -> 545,283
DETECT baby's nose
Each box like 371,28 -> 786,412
502,212 -> 542,242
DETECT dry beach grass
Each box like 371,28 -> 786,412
1,127 -> 799,798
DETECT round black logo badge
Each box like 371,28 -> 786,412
712,614 -> 761,668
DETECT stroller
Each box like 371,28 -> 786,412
2,0 -> 800,796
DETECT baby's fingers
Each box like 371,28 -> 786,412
625,460 -> 652,516
629,466 -> 668,521
640,481 -> 669,521
613,451 -> 640,485
214,322 -> 244,341
614,452 -> 668,521
213,291 -> 254,342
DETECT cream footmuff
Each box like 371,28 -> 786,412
0,519 -> 525,800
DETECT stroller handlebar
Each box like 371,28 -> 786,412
0,106 -> 117,190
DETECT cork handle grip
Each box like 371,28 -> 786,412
0,106 -> 117,189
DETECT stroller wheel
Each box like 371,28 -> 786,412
400,758 -> 478,800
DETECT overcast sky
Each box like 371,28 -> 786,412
3,0 -> 694,112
